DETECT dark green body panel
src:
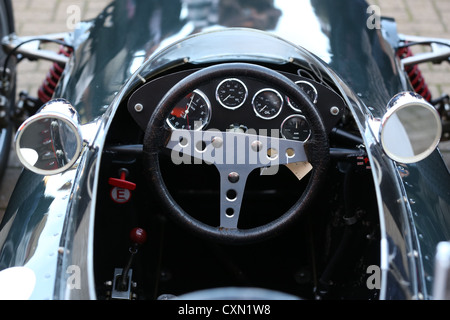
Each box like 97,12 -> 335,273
1,0 -> 449,299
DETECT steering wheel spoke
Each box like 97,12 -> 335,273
218,167 -> 251,229
166,129 -> 310,230
166,129 -> 308,167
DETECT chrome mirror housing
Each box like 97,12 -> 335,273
380,91 -> 442,164
15,98 -> 83,175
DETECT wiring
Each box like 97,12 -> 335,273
2,37 -> 73,79
398,40 -> 450,49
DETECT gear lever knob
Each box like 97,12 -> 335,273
130,227 -> 147,245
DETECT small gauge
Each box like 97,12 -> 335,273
216,78 -> 248,110
252,88 -> 283,120
281,115 -> 311,142
287,80 -> 318,112
166,89 -> 211,130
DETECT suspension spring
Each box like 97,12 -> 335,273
397,46 -> 432,102
37,45 -> 73,104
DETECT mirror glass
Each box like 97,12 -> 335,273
16,116 -> 82,174
381,103 -> 441,163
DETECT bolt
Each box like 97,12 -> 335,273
330,106 -> 340,116
134,103 -> 144,113
251,140 -> 263,152
228,172 -> 239,183
211,136 -> 223,148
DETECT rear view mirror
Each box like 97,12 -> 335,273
380,92 -> 442,163
15,99 -> 83,175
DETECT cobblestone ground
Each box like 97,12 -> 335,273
0,0 -> 449,218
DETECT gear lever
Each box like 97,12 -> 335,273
111,227 -> 147,299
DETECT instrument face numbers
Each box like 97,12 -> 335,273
252,88 -> 284,120
216,78 -> 248,110
166,89 -> 211,130
164,78 -> 318,143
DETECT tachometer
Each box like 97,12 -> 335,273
216,78 -> 248,110
166,89 -> 211,130
252,88 -> 283,120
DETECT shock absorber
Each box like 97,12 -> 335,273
397,46 -> 432,102
37,45 -> 73,104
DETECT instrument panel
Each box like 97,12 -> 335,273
127,68 -> 346,141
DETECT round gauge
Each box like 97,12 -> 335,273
216,78 -> 248,110
281,115 -> 311,142
287,80 -> 318,112
252,88 -> 284,120
166,89 -> 211,130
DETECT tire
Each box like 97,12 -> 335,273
0,0 -> 15,183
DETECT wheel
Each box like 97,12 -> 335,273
143,63 -> 330,244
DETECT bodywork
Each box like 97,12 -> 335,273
0,0 -> 449,300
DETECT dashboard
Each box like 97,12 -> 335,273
127,67 -> 346,139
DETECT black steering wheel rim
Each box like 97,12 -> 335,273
143,62 -> 329,244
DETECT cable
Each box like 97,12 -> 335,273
2,37 -> 73,79
398,40 -> 450,49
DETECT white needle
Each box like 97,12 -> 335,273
183,94 -> 195,118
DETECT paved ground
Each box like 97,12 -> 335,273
0,0 -> 449,219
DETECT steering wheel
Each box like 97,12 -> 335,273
143,63 -> 329,244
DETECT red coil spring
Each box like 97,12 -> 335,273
397,46 -> 432,102
37,45 -> 73,104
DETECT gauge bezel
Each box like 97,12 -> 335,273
287,80 -> 318,112
280,114 -> 311,142
215,78 -> 248,110
252,88 -> 284,120
166,89 -> 212,130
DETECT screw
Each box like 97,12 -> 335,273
211,136 -> 223,148
134,103 -> 144,113
330,106 -> 340,116
251,140 -> 263,152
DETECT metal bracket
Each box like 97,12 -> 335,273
2,32 -> 71,64
398,34 -> 450,67
111,268 -> 134,300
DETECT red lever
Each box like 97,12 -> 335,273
130,227 -> 147,245
108,170 -> 136,190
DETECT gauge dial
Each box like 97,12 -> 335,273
252,88 -> 283,120
287,80 -> 318,112
216,78 -> 248,110
281,115 -> 311,142
166,89 -> 211,130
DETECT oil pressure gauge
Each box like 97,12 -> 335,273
252,88 -> 283,120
